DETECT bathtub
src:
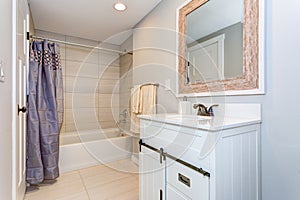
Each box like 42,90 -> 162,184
59,128 -> 133,173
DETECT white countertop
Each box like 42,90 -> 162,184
138,114 -> 261,131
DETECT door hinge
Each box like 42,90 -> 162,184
26,32 -> 30,41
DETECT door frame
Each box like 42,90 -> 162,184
12,0 -> 29,199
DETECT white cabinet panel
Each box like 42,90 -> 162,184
215,128 -> 260,200
140,146 -> 165,200
167,184 -> 191,200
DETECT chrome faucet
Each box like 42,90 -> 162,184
193,104 -> 219,116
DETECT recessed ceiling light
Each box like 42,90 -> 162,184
114,2 -> 127,12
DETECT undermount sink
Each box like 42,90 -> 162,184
165,114 -> 212,121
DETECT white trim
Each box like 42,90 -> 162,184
258,0 -> 265,95
177,88 -> 265,97
176,0 -> 265,97
12,0 -> 17,199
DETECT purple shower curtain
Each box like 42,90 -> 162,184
26,39 -> 64,184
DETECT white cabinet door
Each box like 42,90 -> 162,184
140,146 -> 165,200
166,158 -> 210,200
167,185 -> 191,200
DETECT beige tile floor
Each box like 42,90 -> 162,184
25,159 -> 139,200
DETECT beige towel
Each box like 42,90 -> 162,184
130,86 -> 141,133
131,85 -> 141,114
140,85 -> 157,115
130,84 -> 157,133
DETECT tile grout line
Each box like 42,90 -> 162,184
78,170 -> 91,200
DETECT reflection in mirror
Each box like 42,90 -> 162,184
177,0 -> 263,95
186,0 -> 244,84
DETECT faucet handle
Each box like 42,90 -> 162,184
208,104 -> 219,116
193,103 -> 206,110
193,104 -> 208,116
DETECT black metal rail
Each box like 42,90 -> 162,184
139,139 -> 210,178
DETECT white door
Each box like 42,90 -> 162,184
189,42 -> 219,82
140,147 -> 165,200
188,34 -> 225,83
13,0 -> 29,199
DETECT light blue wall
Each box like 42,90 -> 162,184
134,0 -> 300,199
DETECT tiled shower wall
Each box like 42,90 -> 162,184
35,30 -> 120,134
119,36 -> 133,133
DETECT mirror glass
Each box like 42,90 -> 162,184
186,0 -> 244,84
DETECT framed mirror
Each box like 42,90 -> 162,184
177,0 -> 265,96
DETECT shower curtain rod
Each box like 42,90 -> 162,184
30,35 -> 132,55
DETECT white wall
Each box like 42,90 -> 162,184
133,0 -> 184,113
133,0 -> 300,199
0,0 -> 13,199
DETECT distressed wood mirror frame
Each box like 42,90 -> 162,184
177,0 -> 265,96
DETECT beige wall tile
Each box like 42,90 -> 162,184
75,122 -> 100,131
65,122 -> 101,133
97,108 -> 117,122
99,66 -> 119,80
66,45 -> 98,64
66,93 -> 98,109
71,108 -> 99,124
59,45 -> 66,60
98,79 -> 119,94
66,61 -> 99,78
119,95 -> 130,108
66,76 -> 99,93
60,59 -> 66,78
99,51 -> 119,66
98,121 -> 117,129
65,108 -> 74,125
65,123 -> 77,133
98,94 -> 119,108
60,134 -> 81,146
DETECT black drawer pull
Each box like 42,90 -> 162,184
178,173 -> 191,187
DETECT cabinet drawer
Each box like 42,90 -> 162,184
167,184 -> 191,200
167,158 -> 209,199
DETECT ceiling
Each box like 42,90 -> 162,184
28,0 -> 162,45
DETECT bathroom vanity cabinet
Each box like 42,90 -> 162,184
139,112 -> 261,200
